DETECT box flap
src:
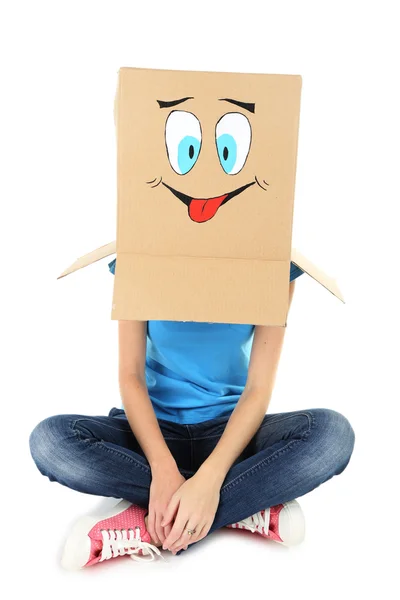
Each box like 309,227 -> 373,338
291,247 -> 344,303
58,242 -> 345,305
57,241 -> 116,279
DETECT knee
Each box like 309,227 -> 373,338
29,415 -> 68,477
311,408 -> 355,475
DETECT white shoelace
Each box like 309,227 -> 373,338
232,508 -> 271,534
100,527 -> 165,562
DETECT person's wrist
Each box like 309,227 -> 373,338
149,454 -> 178,473
196,459 -> 227,486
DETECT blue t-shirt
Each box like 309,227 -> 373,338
109,259 -> 303,424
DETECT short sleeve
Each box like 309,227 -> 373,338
290,261 -> 304,282
108,258 -> 116,275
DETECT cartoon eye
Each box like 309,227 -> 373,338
165,111 -> 202,175
216,112 -> 251,174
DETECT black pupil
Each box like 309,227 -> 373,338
223,147 -> 229,160
189,145 -> 194,159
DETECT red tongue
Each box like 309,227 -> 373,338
189,194 -> 229,223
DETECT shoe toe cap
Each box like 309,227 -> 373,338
278,500 -> 306,546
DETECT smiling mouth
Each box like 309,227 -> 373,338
161,181 -> 256,223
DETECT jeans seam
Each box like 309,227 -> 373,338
73,417 -> 133,433
172,413 -> 315,441
72,417 -> 191,450
94,443 -> 152,474
71,418 -> 152,474
220,438 -> 302,494
192,435 -> 224,440
220,411 -> 315,495
72,418 -> 84,442
257,412 -> 314,431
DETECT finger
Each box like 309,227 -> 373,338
155,512 -> 166,544
199,521 -> 212,540
172,543 -> 189,555
163,511 -> 187,549
146,510 -> 160,545
161,495 -> 180,527
174,520 -> 210,550
170,521 -> 202,550
163,522 -> 173,539
193,521 -> 210,543
170,534 -> 188,551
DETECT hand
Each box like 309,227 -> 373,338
161,470 -> 221,554
147,463 -> 186,546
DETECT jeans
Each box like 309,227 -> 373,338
29,406 -> 355,555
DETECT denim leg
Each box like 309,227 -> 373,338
177,408 -> 355,554
28,407 -> 195,509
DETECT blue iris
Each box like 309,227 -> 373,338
177,135 -> 201,174
217,133 -> 237,174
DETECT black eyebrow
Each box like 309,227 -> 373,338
219,98 -> 255,114
157,97 -> 194,108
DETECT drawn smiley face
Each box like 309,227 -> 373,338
148,97 -> 268,223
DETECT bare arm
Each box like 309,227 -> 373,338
118,320 -> 177,471
197,280 -> 297,485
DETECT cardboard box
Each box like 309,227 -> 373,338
58,67 -> 344,325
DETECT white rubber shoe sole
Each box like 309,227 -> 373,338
277,499 -> 306,546
61,499 -> 134,571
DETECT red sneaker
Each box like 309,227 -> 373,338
226,499 -> 305,546
61,500 -> 164,570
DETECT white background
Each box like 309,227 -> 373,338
1,1 -> 399,598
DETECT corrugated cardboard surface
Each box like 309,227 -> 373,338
291,248 -> 344,303
57,242 -> 345,312
112,67 -> 302,325
112,253 -> 290,325
57,241 -> 116,279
